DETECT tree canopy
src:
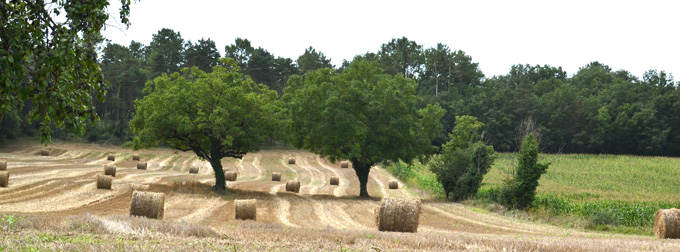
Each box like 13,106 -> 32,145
129,58 -> 284,190
283,60 -> 445,197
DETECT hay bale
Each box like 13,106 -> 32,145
235,199 -> 257,220
107,154 -> 115,161
389,180 -> 399,189
288,158 -> 296,164
189,167 -> 199,174
285,180 -> 300,193
131,184 -> 149,192
341,161 -> 349,168
272,172 -> 281,181
104,165 -> 116,177
654,208 -> 680,239
137,162 -> 147,170
330,176 -> 339,185
96,175 -> 113,189
132,154 -> 140,161
130,191 -> 165,219
0,171 -> 8,187
225,171 -> 238,181
40,149 -> 50,156
0,161 -> 6,171
375,197 -> 421,233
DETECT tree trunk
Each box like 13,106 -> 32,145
352,162 -> 372,198
210,158 -> 226,191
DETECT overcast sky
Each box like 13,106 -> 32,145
102,0 -> 679,79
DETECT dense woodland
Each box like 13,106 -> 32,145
2,27 -> 678,156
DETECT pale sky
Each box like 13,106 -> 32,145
102,0 -> 679,79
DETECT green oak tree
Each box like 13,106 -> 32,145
283,60 -> 445,197
129,58 -> 283,190
0,0 -> 132,142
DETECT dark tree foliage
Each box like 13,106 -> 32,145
500,134 -> 549,209
296,46 -> 333,75
184,38 -> 220,73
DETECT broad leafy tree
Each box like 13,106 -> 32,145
284,60 -> 445,197
130,58 -> 283,190
0,0 -> 132,142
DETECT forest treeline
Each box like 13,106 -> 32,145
2,28 -> 678,156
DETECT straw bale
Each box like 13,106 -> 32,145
330,176 -> 339,185
375,197 -> 421,232
104,165 -> 116,177
288,158 -> 296,164
132,154 -> 140,161
137,162 -> 147,170
107,154 -> 115,161
225,171 -> 238,181
286,180 -> 300,193
272,172 -> 281,181
235,199 -> 257,220
0,171 -> 8,187
189,167 -> 199,174
0,161 -> 6,171
40,149 -> 50,156
130,191 -> 165,219
388,180 -> 399,189
341,161 -> 349,168
96,175 -> 112,189
655,208 -> 680,239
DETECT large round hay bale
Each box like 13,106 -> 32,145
130,191 -> 165,219
654,208 -> 680,239
225,171 -> 238,181
288,158 -> 295,164
40,149 -> 50,156
104,165 -> 116,177
189,167 -> 199,174
341,161 -> 349,168
132,154 -> 140,161
272,172 -> 281,181
107,154 -> 115,161
375,197 -> 421,233
137,162 -> 147,170
285,180 -> 300,193
388,180 -> 399,189
96,175 -> 113,189
330,176 -> 339,185
235,199 -> 257,220
0,161 -> 6,171
0,171 -> 8,187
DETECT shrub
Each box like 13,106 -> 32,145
500,133 -> 549,209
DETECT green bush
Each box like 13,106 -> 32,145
500,134 -> 549,209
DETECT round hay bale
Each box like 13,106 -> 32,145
107,154 -> 115,161
130,191 -> 165,219
0,171 -> 8,187
0,161 -> 6,171
96,175 -> 113,190
285,180 -> 300,193
131,184 -> 149,193
388,180 -> 399,189
341,161 -> 349,168
137,162 -> 147,170
272,172 -> 281,181
189,167 -> 199,174
655,208 -> 680,239
375,197 -> 421,233
40,149 -> 50,156
288,158 -> 296,165
235,199 -> 257,220
330,176 -> 339,185
225,171 -> 238,181
104,165 -> 116,177
132,154 -> 140,161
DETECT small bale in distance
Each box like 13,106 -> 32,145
40,149 -> 50,156
137,162 -> 147,170
341,161 -> 349,168
388,180 -> 399,189
235,199 -> 257,220
132,154 -> 140,161
96,175 -> 113,189
107,154 -> 115,161
0,161 -> 6,171
131,184 -> 149,193
375,197 -> 421,233
189,167 -> 199,174
130,191 -> 165,219
285,180 -> 300,193
654,208 -> 680,239
225,171 -> 238,181
330,176 -> 339,185
104,165 -> 116,177
272,172 -> 281,181
0,171 -> 8,187
288,158 -> 296,164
